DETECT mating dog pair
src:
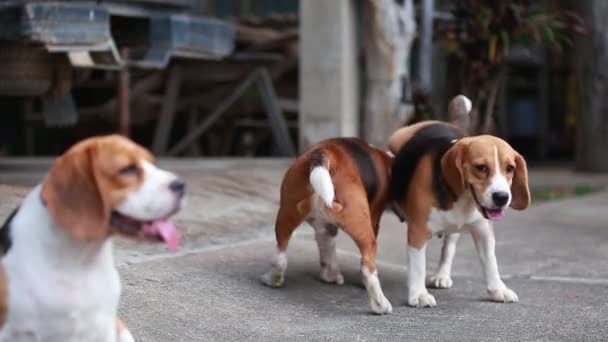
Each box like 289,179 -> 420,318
262,95 -> 530,314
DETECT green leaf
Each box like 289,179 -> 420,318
529,24 -> 541,43
563,11 -> 586,25
500,30 -> 510,56
550,22 -> 565,30
558,35 -> 574,47
541,24 -> 556,46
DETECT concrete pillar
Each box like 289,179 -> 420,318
299,0 -> 359,151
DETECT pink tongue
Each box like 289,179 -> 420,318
486,209 -> 505,222
146,220 -> 180,252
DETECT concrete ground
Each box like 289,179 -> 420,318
1,159 -> 608,341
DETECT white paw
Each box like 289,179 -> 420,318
118,329 -> 135,342
488,287 -> 518,303
369,294 -> 393,315
320,266 -> 344,285
260,269 -> 284,288
408,291 -> 437,308
427,274 -> 453,289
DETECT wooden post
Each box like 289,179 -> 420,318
167,68 -> 296,156
418,0 -> 435,90
362,0 -> 417,147
299,0 -> 359,150
23,99 -> 35,155
117,50 -> 130,137
574,0 -> 608,171
152,66 -> 182,154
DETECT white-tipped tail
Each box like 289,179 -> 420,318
461,95 -> 472,114
448,95 -> 473,132
449,95 -> 472,116
310,166 -> 334,208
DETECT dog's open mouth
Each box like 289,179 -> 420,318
110,212 -> 180,252
469,185 -> 505,222
481,207 -> 504,221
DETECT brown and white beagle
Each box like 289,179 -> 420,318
261,138 -> 394,314
388,117 -> 530,307
0,135 -> 185,341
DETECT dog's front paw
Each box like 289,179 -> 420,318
320,266 -> 344,285
488,287 -> 518,303
427,274 -> 453,289
260,269 -> 285,288
369,294 -> 393,315
408,291 -> 437,308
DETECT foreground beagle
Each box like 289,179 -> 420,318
0,135 -> 185,341
261,138 -> 394,314
388,118 -> 530,307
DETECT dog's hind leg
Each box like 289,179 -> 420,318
338,201 -> 392,315
261,202 -> 306,288
309,220 -> 344,285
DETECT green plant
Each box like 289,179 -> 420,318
436,0 -> 588,133
531,184 -> 600,204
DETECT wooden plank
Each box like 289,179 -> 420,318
79,72 -> 163,119
23,100 -> 35,156
167,69 -> 260,156
117,50 -> 131,137
278,98 -> 298,113
108,0 -> 194,8
185,108 -> 201,157
234,118 -> 298,129
256,68 -> 295,156
152,66 -> 182,154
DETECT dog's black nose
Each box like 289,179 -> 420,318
169,179 -> 186,197
492,191 -> 510,207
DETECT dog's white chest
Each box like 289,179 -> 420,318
427,196 -> 484,235
0,188 -> 122,342
1,262 -> 121,342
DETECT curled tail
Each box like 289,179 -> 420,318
448,94 -> 472,133
309,149 -> 335,208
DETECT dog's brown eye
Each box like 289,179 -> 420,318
475,164 -> 488,173
506,165 -> 515,173
119,164 -> 138,175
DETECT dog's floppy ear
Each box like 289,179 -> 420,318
42,141 -> 110,242
441,140 -> 468,196
510,152 -> 530,210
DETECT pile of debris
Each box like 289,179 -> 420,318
171,14 -> 300,156
224,13 -> 300,112
177,14 -> 300,117
82,14 -> 301,157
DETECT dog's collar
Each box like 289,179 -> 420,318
437,139 -> 459,203
438,160 -> 459,201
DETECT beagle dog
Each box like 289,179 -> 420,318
0,135 -> 185,341
261,138 -> 394,314
388,117 -> 530,307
